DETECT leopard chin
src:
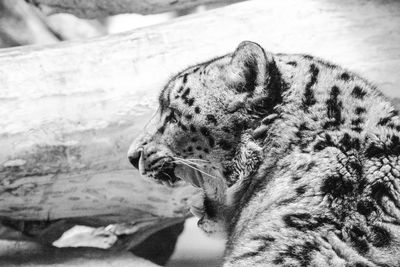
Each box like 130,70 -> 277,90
147,160 -> 229,224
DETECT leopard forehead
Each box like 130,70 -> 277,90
159,55 -> 237,113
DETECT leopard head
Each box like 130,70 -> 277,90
128,41 -> 282,210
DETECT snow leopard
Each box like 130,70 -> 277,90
128,41 -> 400,266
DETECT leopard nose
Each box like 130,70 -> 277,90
128,151 -> 140,169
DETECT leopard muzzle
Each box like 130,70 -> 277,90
128,146 -> 204,188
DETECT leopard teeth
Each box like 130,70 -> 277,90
138,149 -> 146,176
161,180 -> 172,187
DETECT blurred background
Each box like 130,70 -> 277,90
0,0 -> 228,48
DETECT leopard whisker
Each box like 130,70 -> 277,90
172,157 -> 210,167
173,159 -> 222,181
171,158 -> 204,168
171,160 -> 202,168
173,157 -> 210,163
174,157 -> 205,167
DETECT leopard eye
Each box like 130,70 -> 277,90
170,112 -> 178,123
168,108 -> 180,124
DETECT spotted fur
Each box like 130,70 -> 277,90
128,41 -> 400,266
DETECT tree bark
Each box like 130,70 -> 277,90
26,0 -> 244,18
1,0 -> 400,250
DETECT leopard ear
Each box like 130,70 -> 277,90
228,41 -> 271,94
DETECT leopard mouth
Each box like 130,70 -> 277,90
153,168 -> 180,186
153,166 -> 203,188
138,150 -> 202,188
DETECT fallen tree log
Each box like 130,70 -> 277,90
26,0 -> 244,18
1,0 -> 400,250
